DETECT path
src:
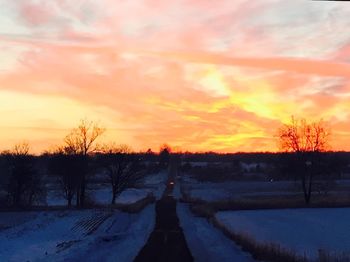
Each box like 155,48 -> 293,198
134,158 -> 193,262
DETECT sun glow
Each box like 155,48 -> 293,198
0,90 -> 134,152
1,0 -> 350,152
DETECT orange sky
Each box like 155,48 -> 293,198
1,0 -> 350,153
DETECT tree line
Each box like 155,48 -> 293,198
0,119 -> 171,208
0,116 -> 347,208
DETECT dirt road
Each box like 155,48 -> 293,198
134,163 -> 193,262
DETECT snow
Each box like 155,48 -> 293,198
177,203 -> 253,262
46,189 -> 68,206
182,178 -> 303,202
45,171 -> 168,207
216,208 -> 350,259
0,171 -> 167,261
92,188 -> 150,205
46,187 -> 150,206
0,212 -> 38,229
170,179 -> 182,200
240,162 -> 268,172
176,177 -> 252,261
140,171 -> 167,200
115,188 -> 149,205
0,205 -> 156,262
187,162 -> 208,167
190,188 -> 233,201
142,171 -> 167,185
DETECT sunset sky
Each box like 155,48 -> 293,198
1,0 -> 350,153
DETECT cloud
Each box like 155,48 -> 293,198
1,0 -> 350,152
18,1 -> 54,26
141,51 -> 350,78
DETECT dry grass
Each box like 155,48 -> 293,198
318,250 -> 350,262
186,194 -> 350,219
213,216 -> 307,262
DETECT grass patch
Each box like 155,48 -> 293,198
187,194 -> 350,217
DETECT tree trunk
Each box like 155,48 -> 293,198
80,175 -> 86,207
301,172 -> 313,204
15,185 -> 21,207
76,187 -> 80,207
28,191 -> 34,206
306,172 -> 313,204
111,188 -> 116,205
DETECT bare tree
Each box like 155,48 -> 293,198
5,143 -> 42,207
48,152 -> 84,207
64,119 -> 105,156
99,144 -> 142,204
278,116 -> 330,204
12,143 -> 30,156
63,119 -> 105,207
279,117 -> 329,153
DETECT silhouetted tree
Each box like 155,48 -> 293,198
63,119 -> 105,207
64,119 -> 105,156
278,116 -> 330,204
5,143 -> 42,207
99,144 -> 142,204
159,144 -> 171,169
48,152 -> 84,207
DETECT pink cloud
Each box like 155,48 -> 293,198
18,1 -> 54,26
1,0 -> 350,152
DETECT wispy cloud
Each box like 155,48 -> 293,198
1,0 -> 350,152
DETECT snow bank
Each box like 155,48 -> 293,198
216,208 -> 350,259
115,188 -> 149,205
92,188 -> 150,205
177,203 -> 253,262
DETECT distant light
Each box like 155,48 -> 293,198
170,181 -> 174,185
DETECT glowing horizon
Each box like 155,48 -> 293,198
1,0 -> 350,153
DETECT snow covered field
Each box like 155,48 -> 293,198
181,176 -> 350,202
216,208 -> 350,259
0,172 -> 167,261
47,188 -> 151,206
0,205 -> 155,262
182,177 -> 301,202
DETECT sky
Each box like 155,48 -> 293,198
1,0 -> 350,153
